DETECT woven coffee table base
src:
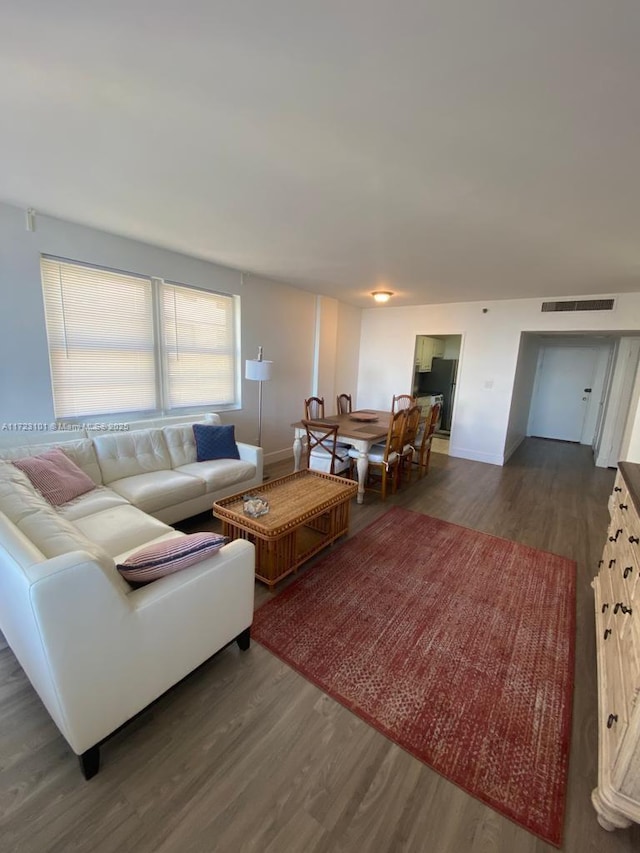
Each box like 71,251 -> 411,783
212,470 -> 358,588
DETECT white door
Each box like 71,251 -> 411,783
528,346 -> 599,442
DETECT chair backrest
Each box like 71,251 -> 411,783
428,402 -> 441,435
383,409 -> 408,460
418,402 -> 442,452
391,394 -> 416,413
336,393 -> 352,414
403,405 -> 421,448
302,420 -> 343,475
304,396 -> 325,420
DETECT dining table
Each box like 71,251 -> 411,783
291,409 -> 392,504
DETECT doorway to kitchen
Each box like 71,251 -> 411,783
412,334 -> 462,455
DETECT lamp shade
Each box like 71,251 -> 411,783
245,359 -> 273,381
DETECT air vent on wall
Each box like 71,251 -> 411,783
541,298 -> 615,313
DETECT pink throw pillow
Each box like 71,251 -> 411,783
13,448 -> 96,506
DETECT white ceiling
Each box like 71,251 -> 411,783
2,1 -> 640,308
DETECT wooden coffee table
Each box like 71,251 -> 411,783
212,469 -> 358,588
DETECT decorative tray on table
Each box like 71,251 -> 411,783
349,411 -> 378,422
242,494 -> 270,517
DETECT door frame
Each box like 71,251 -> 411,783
595,338 -> 640,467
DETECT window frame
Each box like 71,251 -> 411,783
40,255 -> 241,423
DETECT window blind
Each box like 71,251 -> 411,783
162,283 -> 236,409
41,258 -> 157,418
40,257 -> 239,420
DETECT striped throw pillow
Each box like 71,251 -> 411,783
117,533 -> 228,584
13,448 -> 96,506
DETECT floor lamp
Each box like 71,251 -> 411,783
245,346 -> 273,447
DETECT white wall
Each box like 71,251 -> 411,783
358,296 -> 640,465
599,339 -> 640,466
315,296 -> 339,414
335,302 -> 362,407
504,334 -> 539,461
241,274 -> 319,457
442,336 -> 461,360
7,195 -> 640,470
622,359 -> 640,462
583,344 -> 615,449
0,201 -> 361,464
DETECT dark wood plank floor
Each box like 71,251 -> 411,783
2,439 -> 639,852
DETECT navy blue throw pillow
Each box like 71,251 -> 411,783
193,424 -> 240,461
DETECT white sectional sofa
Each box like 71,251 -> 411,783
0,417 -> 261,778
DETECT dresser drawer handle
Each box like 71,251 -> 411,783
604,628 -> 612,639
609,559 -> 617,568
624,567 -> 633,579
602,603 -> 609,613
614,487 -> 622,492
629,536 -> 640,544
620,504 -> 628,511
607,713 -> 619,729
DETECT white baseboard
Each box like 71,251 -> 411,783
448,445 -> 505,466
264,447 -> 295,466
503,435 -> 525,464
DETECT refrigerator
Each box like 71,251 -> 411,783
417,357 -> 458,432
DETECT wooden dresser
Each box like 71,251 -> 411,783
592,462 -> 640,830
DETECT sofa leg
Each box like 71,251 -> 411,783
79,745 -> 100,780
236,627 -> 251,651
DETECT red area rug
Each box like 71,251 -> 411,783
252,507 -> 575,847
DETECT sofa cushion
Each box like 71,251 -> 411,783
0,462 -> 115,572
176,459 -> 257,491
12,448 -> 96,506
163,424 -> 198,468
72,504 -> 174,557
0,438 -> 103,485
0,512 -> 47,581
107,470 -> 206,514
92,429 -> 172,484
116,532 -> 228,584
56,486 -> 131,521
0,461 -> 56,524
12,502 -> 114,572
193,424 -> 240,461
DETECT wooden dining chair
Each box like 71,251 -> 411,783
302,420 -> 351,476
336,393 -> 352,414
391,394 -> 416,413
304,396 -> 325,420
348,408 -> 407,500
398,404 -> 421,486
413,402 -> 441,478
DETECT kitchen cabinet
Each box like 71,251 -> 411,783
591,462 -> 640,831
415,336 -> 445,372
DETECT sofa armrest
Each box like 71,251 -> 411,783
130,539 -> 254,615
27,540 -> 255,755
236,441 -> 263,478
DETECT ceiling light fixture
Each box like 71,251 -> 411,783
372,291 -> 393,303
